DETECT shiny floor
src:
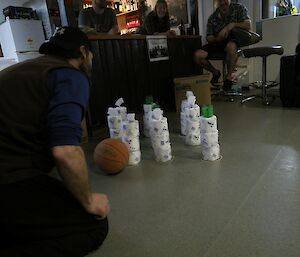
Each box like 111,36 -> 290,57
86,95 -> 300,257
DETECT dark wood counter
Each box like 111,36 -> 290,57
88,34 -> 202,131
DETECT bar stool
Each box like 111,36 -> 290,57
241,45 -> 284,105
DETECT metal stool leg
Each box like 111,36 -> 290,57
241,56 -> 276,105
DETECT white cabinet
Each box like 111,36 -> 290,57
0,18 -> 45,62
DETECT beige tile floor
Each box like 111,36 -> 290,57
86,94 -> 300,257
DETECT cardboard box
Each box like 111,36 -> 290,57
174,74 -> 212,112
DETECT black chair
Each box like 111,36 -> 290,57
241,46 -> 284,105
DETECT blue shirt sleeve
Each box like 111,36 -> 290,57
47,68 -> 89,147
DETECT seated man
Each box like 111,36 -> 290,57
194,0 -> 251,91
0,27 -> 109,256
79,0 -> 119,34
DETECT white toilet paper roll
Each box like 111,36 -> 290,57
109,129 -> 122,139
181,100 -> 188,112
107,107 -> 118,116
181,122 -> 187,136
185,105 -> 200,121
151,108 -> 163,120
201,131 -> 219,148
143,104 -> 152,113
143,127 -> 150,137
180,112 -> 187,135
116,106 -> 127,120
185,133 -> 201,146
151,134 -> 171,149
122,120 -> 139,137
200,115 -> 218,133
150,117 -> 169,134
143,113 -> 150,124
127,113 -> 135,121
202,144 -> 220,161
122,136 -> 140,152
186,119 -> 200,134
143,114 -> 151,137
128,150 -> 141,165
107,115 -> 122,129
150,129 -> 170,139
180,111 -> 186,122
154,147 -> 172,162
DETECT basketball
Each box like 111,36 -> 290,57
93,138 -> 129,174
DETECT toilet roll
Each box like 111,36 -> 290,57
127,113 -> 135,121
143,104 -> 152,113
180,111 -> 186,122
128,150 -> 141,165
180,112 -> 187,135
122,136 -> 140,152
185,105 -> 200,121
154,147 -> 172,162
186,119 -> 200,134
116,106 -> 127,120
107,107 -> 118,116
200,115 -> 218,133
181,100 -> 188,112
109,129 -> 123,139
143,113 -> 151,137
151,108 -> 163,120
185,133 -> 201,146
201,131 -> 219,148
151,134 -> 171,149
181,121 -> 187,136
150,117 -> 169,135
122,120 -> 139,137
150,129 -> 170,140
202,144 -> 220,161
143,127 -> 150,138
107,115 -> 122,129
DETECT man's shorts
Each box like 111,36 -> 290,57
202,38 -> 237,59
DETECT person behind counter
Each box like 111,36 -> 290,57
0,27 -> 110,256
141,0 -> 175,35
78,0 -> 119,34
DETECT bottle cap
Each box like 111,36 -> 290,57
202,104 -> 214,118
145,95 -> 153,104
152,103 -> 160,110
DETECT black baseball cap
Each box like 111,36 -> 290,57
39,26 -> 89,53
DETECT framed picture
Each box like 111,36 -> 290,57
146,35 -> 169,62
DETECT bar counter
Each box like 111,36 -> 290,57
87,34 -> 202,132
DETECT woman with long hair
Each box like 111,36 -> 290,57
142,0 -> 175,35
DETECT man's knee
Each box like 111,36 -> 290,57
72,218 -> 109,256
225,41 -> 237,55
92,218 -> 109,249
194,49 -> 208,63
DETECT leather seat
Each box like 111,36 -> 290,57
243,46 -> 284,58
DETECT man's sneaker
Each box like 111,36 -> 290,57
223,79 -> 233,92
211,71 -> 221,85
241,85 -> 250,91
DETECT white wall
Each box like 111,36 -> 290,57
198,0 -> 213,43
252,14 -> 300,82
23,0 -> 52,39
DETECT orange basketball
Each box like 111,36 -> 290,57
93,138 -> 129,174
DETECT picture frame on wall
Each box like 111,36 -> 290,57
146,35 -> 169,62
